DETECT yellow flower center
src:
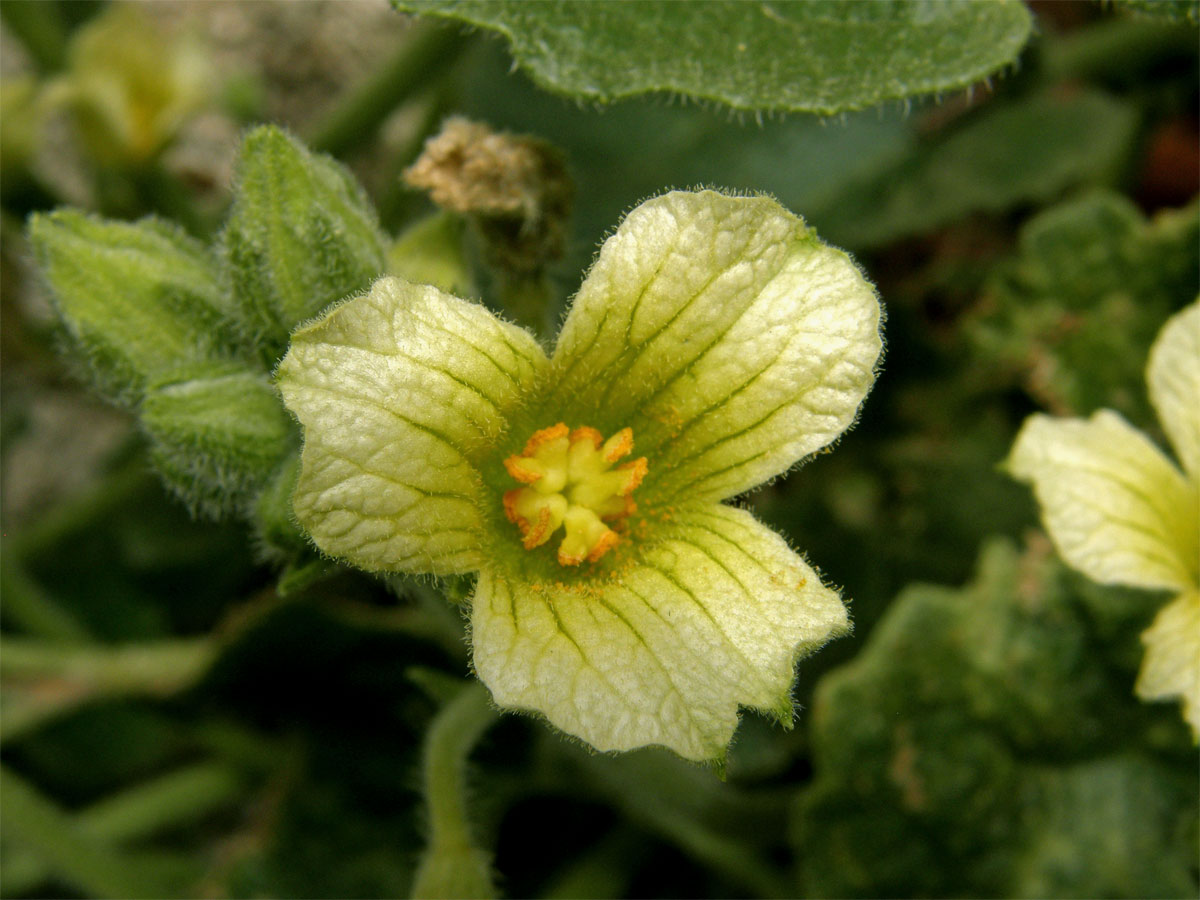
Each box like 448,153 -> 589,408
503,423 -> 648,566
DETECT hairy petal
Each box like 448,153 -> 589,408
1008,410 -> 1199,592
277,276 -> 548,574
1147,300 -> 1200,480
1136,589 -> 1200,741
470,503 -> 849,761
545,190 -> 882,502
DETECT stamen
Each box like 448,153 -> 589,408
569,426 -> 603,448
618,458 -> 648,494
602,427 -> 633,462
504,423 -> 647,565
503,456 -> 543,484
523,422 -> 569,455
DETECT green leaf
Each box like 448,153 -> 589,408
1013,756 -> 1200,898
27,210 -> 232,406
968,192 -> 1198,420
556,746 -> 793,898
817,89 -> 1140,249
220,126 -> 388,363
141,362 -> 295,517
1117,0 -> 1199,24
397,0 -> 1033,114
452,38 -> 915,295
794,539 -> 1198,898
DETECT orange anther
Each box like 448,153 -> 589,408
599,495 -> 636,521
503,455 -> 542,484
618,457 -> 648,494
602,427 -> 634,462
523,506 -> 553,549
502,488 -> 522,524
557,546 -> 585,566
504,423 -> 646,567
522,422 -> 569,456
586,529 -> 620,562
569,426 -> 603,448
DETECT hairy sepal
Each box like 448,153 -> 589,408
28,210 -> 236,406
141,361 -> 295,518
220,126 -> 388,365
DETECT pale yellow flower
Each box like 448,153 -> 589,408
277,190 -> 883,761
1009,301 -> 1200,738
49,4 -> 211,166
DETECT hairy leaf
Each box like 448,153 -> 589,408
397,0 -> 1032,114
795,539 -> 1198,898
1117,0 -> 1199,23
969,192 -> 1198,420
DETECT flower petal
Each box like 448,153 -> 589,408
1008,410 -> 1199,592
277,276 -> 549,574
1136,589 -> 1200,740
470,503 -> 849,761
545,190 -> 882,502
1147,300 -> 1200,480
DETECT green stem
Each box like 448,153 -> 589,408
329,596 -> 468,664
0,453 -> 147,640
572,750 -> 793,899
309,21 -> 470,158
0,0 -> 68,72
191,718 -> 291,773
1,763 -> 245,896
0,766 -> 189,899
0,636 -> 218,743
540,826 -> 648,900
375,89 -> 453,231
411,680 -> 500,900
80,762 -> 244,842
0,552 -> 91,642
0,636 -> 216,692
497,271 -> 557,341
638,802 -> 791,899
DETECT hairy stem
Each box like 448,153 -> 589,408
411,680 -> 500,899
309,21 -> 470,158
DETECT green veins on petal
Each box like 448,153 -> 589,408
1008,410 -> 1198,593
546,191 -> 883,504
1007,299 -> 1200,739
276,277 -> 548,575
276,189 -> 883,760
473,504 -> 849,762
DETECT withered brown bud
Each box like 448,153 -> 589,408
404,117 -> 572,274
